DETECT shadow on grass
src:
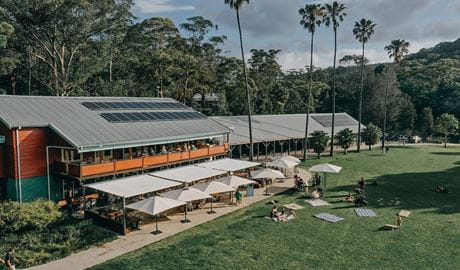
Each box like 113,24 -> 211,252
327,164 -> 460,215
430,152 -> 460,156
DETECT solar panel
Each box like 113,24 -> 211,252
100,111 -> 207,123
82,101 -> 189,111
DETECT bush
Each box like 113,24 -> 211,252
0,199 -> 62,234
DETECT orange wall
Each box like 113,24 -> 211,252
18,128 -> 48,179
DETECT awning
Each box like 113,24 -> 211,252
84,174 -> 182,198
125,196 -> 185,216
192,181 -> 235,195
251,168 -> 286,179
216,175 -> 255,188
309,163 -> 342,173
196,158 -> 260,172
266,158 -> 298,169
273,155 -> 301,163
150,165 -> 227,184
160,187 -> 212,202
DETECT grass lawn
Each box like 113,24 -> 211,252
91,145 -> 460,270
1,216 -> 117,269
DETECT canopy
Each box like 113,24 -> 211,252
273,155 -> 301,164
125,196 -> 185,216
150,165 -> 227,184
160,187 -> 212,202
308,163 -> 342,173
196,158 -> 260,172
216,175 -> 255,188
192,181 -> 235,195
85,174 -> 182,198
266,158 -> 298,169
250,168 -> 285,179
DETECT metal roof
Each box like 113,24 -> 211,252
150,165 -> 227,184
0,96 -> 231,152
212,113 -> 361,145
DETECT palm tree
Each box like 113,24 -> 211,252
353,19 -> 376,153
384,39 -> 410,63
224,0 -> 254,161
381,39 -> 410,153
323,1 -> 347,157
299,3 -> 325,161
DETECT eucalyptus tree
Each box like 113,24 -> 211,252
323,1 -> 347,157
299,3 -> 325,160
353,18 -> 376,152
224,0 -> 254,161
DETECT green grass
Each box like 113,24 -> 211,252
92,146 -> 460,270
1,216 -> 117,269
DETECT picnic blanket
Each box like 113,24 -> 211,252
314,213 -> 344,223
398,210 -> 411,218
265,215 -> 296,222
305,199 -> 331,207
283,203 -> 304,210
355,208 -> 377,217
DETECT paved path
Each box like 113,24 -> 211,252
26,178 -> 304,270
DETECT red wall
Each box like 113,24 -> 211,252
18,128 -> 48,179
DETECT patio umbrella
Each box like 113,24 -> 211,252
308,163 -> 342,190
251,168 -> 285,195
160,188 -> 212,223
273,155 -> 301,164
192,182 -> 235,214
266,158 -> 298,169
126,196 -> 185,235
216,175 -> 256,188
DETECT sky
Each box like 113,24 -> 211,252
132,0 -> 460,70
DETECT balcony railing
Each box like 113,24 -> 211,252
55,144 -> 229,178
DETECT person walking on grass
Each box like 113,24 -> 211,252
4,247 -> 19,270
235,190 -> 242,206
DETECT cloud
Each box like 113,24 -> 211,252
133,0 -> 195,13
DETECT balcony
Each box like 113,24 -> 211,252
55,144 -> 229,179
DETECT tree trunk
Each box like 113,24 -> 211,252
357,41 -> 365,152
28,51 -> 32,95
303,31 -> 315,161
236,8 -> 254,161
10,74 -> 16,95
444,134 -> 447,148
330,29 -> 337,157
369,144 -> 371,151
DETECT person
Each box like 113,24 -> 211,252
342,193 -> 354,203
314,173 -> 321,187
4,247 -> 19,270
235,190 -> 242,206
358,178 -> 366,189
161,146 -> 167,154
288,208 -> 297,217
270,206 -> 278,218
311,189 -> 321,199
396,214 -> 402,228
435,185 -> 449,193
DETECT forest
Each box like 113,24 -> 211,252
0,0 -> 459,139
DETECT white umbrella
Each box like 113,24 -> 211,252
192,182 -> 235,214
308,163 -> 342,190
266,158 -> 298,169
273,155 -> 301,164
251,168 -> 285,196
251,168 -> 286,179
216,175 -> 256,188
160,188 -> 211,223
126,196 -> 185,234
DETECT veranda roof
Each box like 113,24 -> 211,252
125,196 -> 185,216
150,165 -> 226,184
192,181 -> 235,195
84,174 -> 181,198
196,158 -> 260,172
160,187 -> 212,202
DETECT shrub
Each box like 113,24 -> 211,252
0,199 -> 62,234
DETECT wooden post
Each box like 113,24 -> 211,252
122,197 -> 127,235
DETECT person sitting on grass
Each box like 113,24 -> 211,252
311,189 -> 321,199
270,206 -> 278,219
341,193 -> 354,203
435,185 -> 449,193
358,178 -> 366,190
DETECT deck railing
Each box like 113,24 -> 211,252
54,144 -> 229,178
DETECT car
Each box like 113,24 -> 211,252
409,136 -> 422,143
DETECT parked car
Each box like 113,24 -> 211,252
408,136 -> 422,143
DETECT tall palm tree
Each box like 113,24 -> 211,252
299,3 -> 325,161
384,39 -> 410,64
353,19 -> 376,153
381,39 -> 410,153
323,1 -> 347,157
224,0 -> 254,161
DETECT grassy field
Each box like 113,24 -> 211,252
92,146 -> 460,270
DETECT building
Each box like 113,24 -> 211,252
213,113 -> 360,159
0,96 -> 231,202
